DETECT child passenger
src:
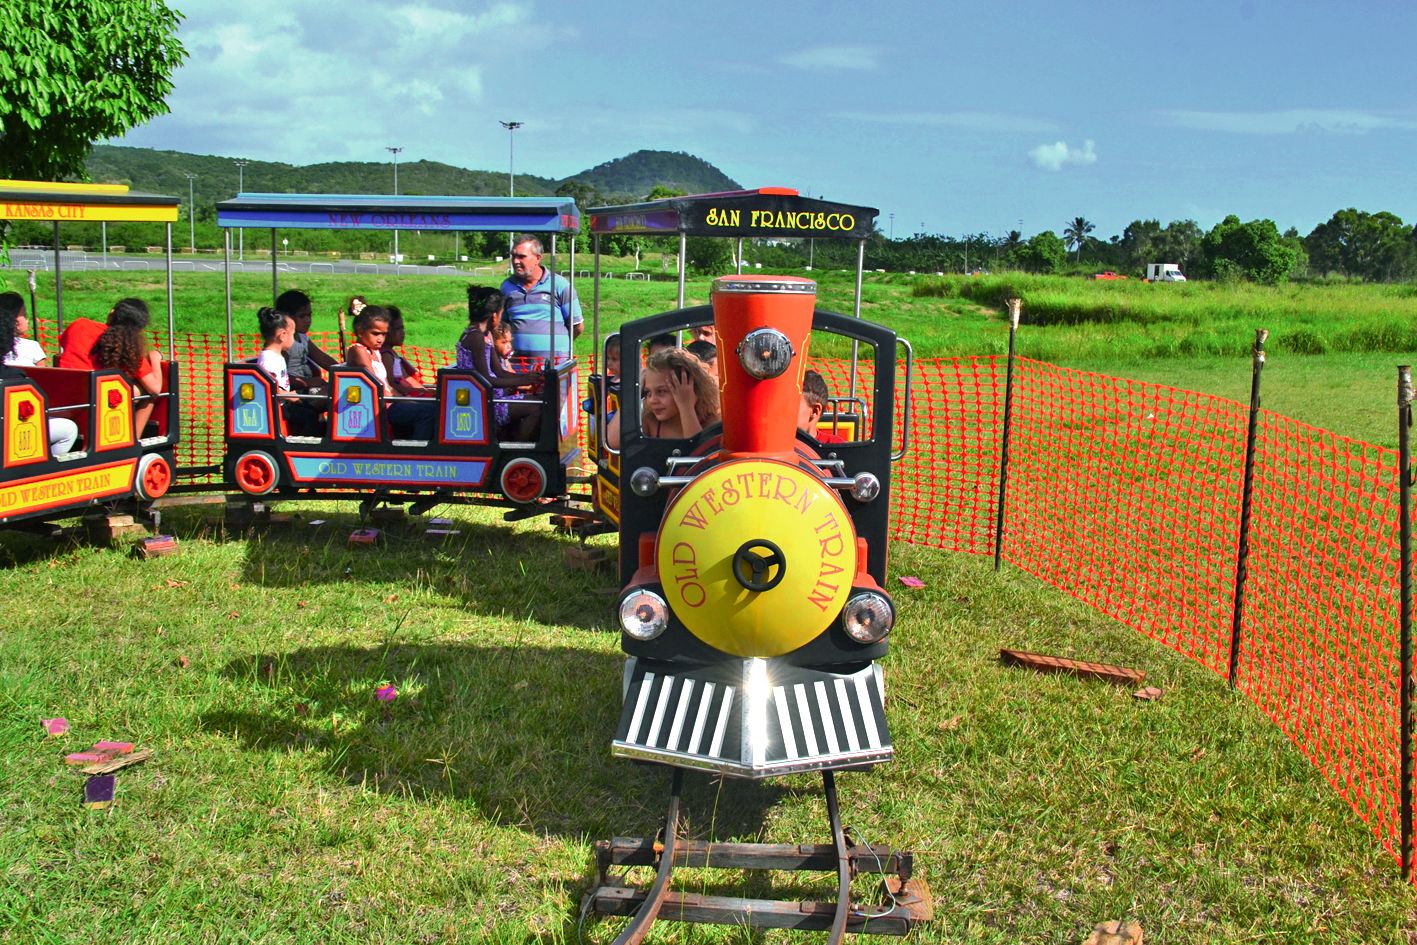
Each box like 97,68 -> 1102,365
256,306 -> 323,437
345,306 -> 436,440
275,289 -> 335,392
381,307 -> 430,397
0,293 -> 49,366
89,298 -> 164,435
0,297 -> 77,453
607,347 -> 718,448
256,307 -> 294,391
799,368 -> 845,443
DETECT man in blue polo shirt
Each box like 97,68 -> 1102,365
500,235 -> 583,361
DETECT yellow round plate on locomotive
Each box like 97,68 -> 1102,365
656,457 -> 854,657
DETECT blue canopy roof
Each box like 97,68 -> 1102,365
216,193 -> 579,232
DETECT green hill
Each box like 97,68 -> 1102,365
82,145 -> 740,208
562,150 -> 740,199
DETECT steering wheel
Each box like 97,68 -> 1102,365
732,539 -> 788,592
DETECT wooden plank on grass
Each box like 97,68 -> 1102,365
81,747 -> 153,775
999,649 -> 1145,687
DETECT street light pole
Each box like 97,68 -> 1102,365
500,120 -> 522,260
234,160 -> 248,261
386,146 -> 403,265
184,173 -> 198,252
889,213 -> 895,240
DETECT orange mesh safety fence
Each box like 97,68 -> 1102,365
1002,358 -> 1249,673
21,318 -> 1411,872
1238,413 -> 1402,861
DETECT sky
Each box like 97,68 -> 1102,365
117,0 -> 1417,241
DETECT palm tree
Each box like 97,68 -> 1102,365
1063,216 -> 1095,262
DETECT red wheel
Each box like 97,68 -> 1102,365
500,457 -> 547,504
135,453 -> 173,500
233,451 -> 279,496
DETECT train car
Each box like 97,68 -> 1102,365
0,181 -> 184,527
214,194 -> 584,506
582,188 -> 881,526
585,276 -> 925,942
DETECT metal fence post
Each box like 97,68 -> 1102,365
993,298 -> 1022,571
1228,329 -> 1268,689
1398,365 -> 1414,880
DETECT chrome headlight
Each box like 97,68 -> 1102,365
620,589 -> 669,641
629,466 -> 661,497
850,472 -> 880,503
842,591 -> 894,644
736,328 -> 794,380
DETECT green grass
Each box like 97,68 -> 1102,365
0,506 -> 1410,943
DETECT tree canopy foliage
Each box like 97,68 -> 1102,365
1305,209 -> 1417,282
1199,215 -> 1303,284
0,1 -> 187,181
1063,217 -> 1094,261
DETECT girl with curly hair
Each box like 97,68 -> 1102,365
92,298 -> 164,434
607,346 -> 719,448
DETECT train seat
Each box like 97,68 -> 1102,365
19,366 -> 94,452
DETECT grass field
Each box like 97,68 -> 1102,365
2,504 -> 1412,943
2,268 -> 1415,941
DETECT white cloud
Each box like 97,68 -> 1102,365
778,45 -> 879,71
836,110 -> 1058,134
1160,109 -> 1417,135
1028,139 -> 1097,171
115,0 -> 548,166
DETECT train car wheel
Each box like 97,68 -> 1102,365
135,453 -> 173,500
500,457 -> 547,504
233,451 -> 280,496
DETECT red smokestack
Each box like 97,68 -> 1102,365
711,275 -> 816,457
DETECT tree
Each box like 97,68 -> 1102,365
1200,215 -> 1300,284
1305,209 -> 1417,281
1118,219 -> 1161,270
1013,231 -> 1067,274
1157,220 -> 1203,270
0,1 -> 187,181
1063,216 -> 1095,262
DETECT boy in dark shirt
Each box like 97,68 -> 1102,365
276,290 -> 335,392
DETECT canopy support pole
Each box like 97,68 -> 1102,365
270,228 -> 278,306
848,239 -> 865,403
165,223 -> 175,360
224,230 -> 234,361
736,237 -> 743,275
592,233 -> 601,374
676,233 -> 687,309
549,232 -> 558,363
52,223 -> 63,332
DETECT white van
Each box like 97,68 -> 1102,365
1146,263 -> 1187,282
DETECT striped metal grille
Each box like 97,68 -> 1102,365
613,659 -> 892,778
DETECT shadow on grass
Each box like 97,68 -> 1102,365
158,501 -> 618,631
202,642 -> 788,844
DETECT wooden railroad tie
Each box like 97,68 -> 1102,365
999,649 -> 1145,687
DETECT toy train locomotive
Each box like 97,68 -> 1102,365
606,275 -> 903,775
583,276 -> 928,942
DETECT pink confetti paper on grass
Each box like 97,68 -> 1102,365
42,718 -> 69,736
375,684 -> 398,703
898,576 -> 926,588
